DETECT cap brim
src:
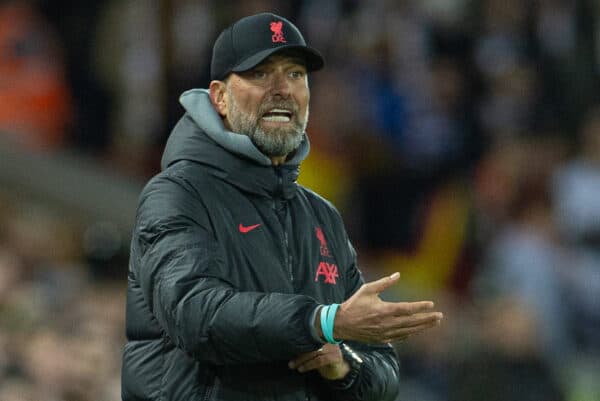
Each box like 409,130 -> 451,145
231,45 -> 324,74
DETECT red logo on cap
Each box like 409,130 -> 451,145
270,21 -> 286,43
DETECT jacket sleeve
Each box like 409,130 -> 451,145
133,175 -> 322,365
325,341 -> 400,401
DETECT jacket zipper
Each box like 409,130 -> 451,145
275,168 -> 294,285
284,229 -> 293,283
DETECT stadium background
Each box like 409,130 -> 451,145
1,0 -> 599,400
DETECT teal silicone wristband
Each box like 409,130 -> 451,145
323,303 -> 342,344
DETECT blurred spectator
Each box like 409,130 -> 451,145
0,0 -> 72,150
92,0 -> 220,177
553,105 -> 600,247
553,105 -> 600,354
38,1 -> 110,154
92,0 -> 170,177
0,197 -> 125,400
475,148 -> 571,367
447,298 -> 566,401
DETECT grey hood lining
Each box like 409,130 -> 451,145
178,89 -> 310,167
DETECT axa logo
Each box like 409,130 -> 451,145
315,262 -> 338,285
315,227 -> 331,257
270,21 -> 286,43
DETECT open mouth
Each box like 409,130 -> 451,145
261,108 -> 293,123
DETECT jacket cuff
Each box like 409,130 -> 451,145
307,305 -> 326,344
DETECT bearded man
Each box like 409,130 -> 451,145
122,12 -> 443,401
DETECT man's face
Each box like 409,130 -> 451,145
218,53 -> 310,157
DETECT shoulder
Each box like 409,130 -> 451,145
143,160 -> 215,198
136,162 -> 212,227
297,185 -> 347,235
298,186 -> 342,218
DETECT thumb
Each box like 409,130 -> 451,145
362,272 -> 400,295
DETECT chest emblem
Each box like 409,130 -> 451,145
314,227 -> 337,284
315,227 -> 331,257
315,262 -> 339,284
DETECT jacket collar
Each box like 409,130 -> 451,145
160,89 -> 309,199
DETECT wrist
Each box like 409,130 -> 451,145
327,343 -> 363,389
335,360 -> 351,379
321,360 -> 351,380
332,302 -> 346,340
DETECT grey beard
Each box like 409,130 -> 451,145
227,90 -> 307,157
248,123 -> 305,157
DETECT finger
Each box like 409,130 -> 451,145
383,319 -> 442,342
386,301 -> 437,316
362,272 -> 400,295
288,348 -> 321,369
297,352 -> 341,373
387,312 -> 444,333
354,313 -> 442,343
373,312 -> 443,342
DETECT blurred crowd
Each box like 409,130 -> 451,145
1,0 -> 600,400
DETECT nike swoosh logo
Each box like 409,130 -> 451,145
239,223 -> 261,233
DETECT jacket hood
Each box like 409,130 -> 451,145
160,89 -> 310,199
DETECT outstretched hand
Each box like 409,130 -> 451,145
332,272 -> 443,343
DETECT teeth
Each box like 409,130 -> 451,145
262,115 -> 290,122
262,108 -> 292,122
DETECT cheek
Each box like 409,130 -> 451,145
234,93 -> 262,115
228,80 -> 259,112
299,90 -> 310,115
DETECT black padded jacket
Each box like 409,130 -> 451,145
121,89 -> 401,401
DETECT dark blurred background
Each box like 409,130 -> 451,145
1,0 -> 599,400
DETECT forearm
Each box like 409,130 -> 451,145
155,278 -> 323,365
137,216 -> 324,365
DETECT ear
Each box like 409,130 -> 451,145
209,80 -> 228,117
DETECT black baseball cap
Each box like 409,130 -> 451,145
210,12 -> 324,80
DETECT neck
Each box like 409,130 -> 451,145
270,155 -> 287,166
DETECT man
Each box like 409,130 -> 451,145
122,12 -> 443,401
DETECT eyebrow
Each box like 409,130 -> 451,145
256,55 -> 307,69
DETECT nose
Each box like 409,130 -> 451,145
270,71 -> 291,98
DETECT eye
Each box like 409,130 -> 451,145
252,70 -> 267,79
289,70 -> 305,80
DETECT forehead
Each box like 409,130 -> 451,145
253,50 -> 307,69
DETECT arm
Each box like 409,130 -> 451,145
290,272 -> 442,400
134,176 -> 322,365
290,234 -> 442,400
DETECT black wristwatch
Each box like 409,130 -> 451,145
342,343 -> 363,367
329,343 -> 363,390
